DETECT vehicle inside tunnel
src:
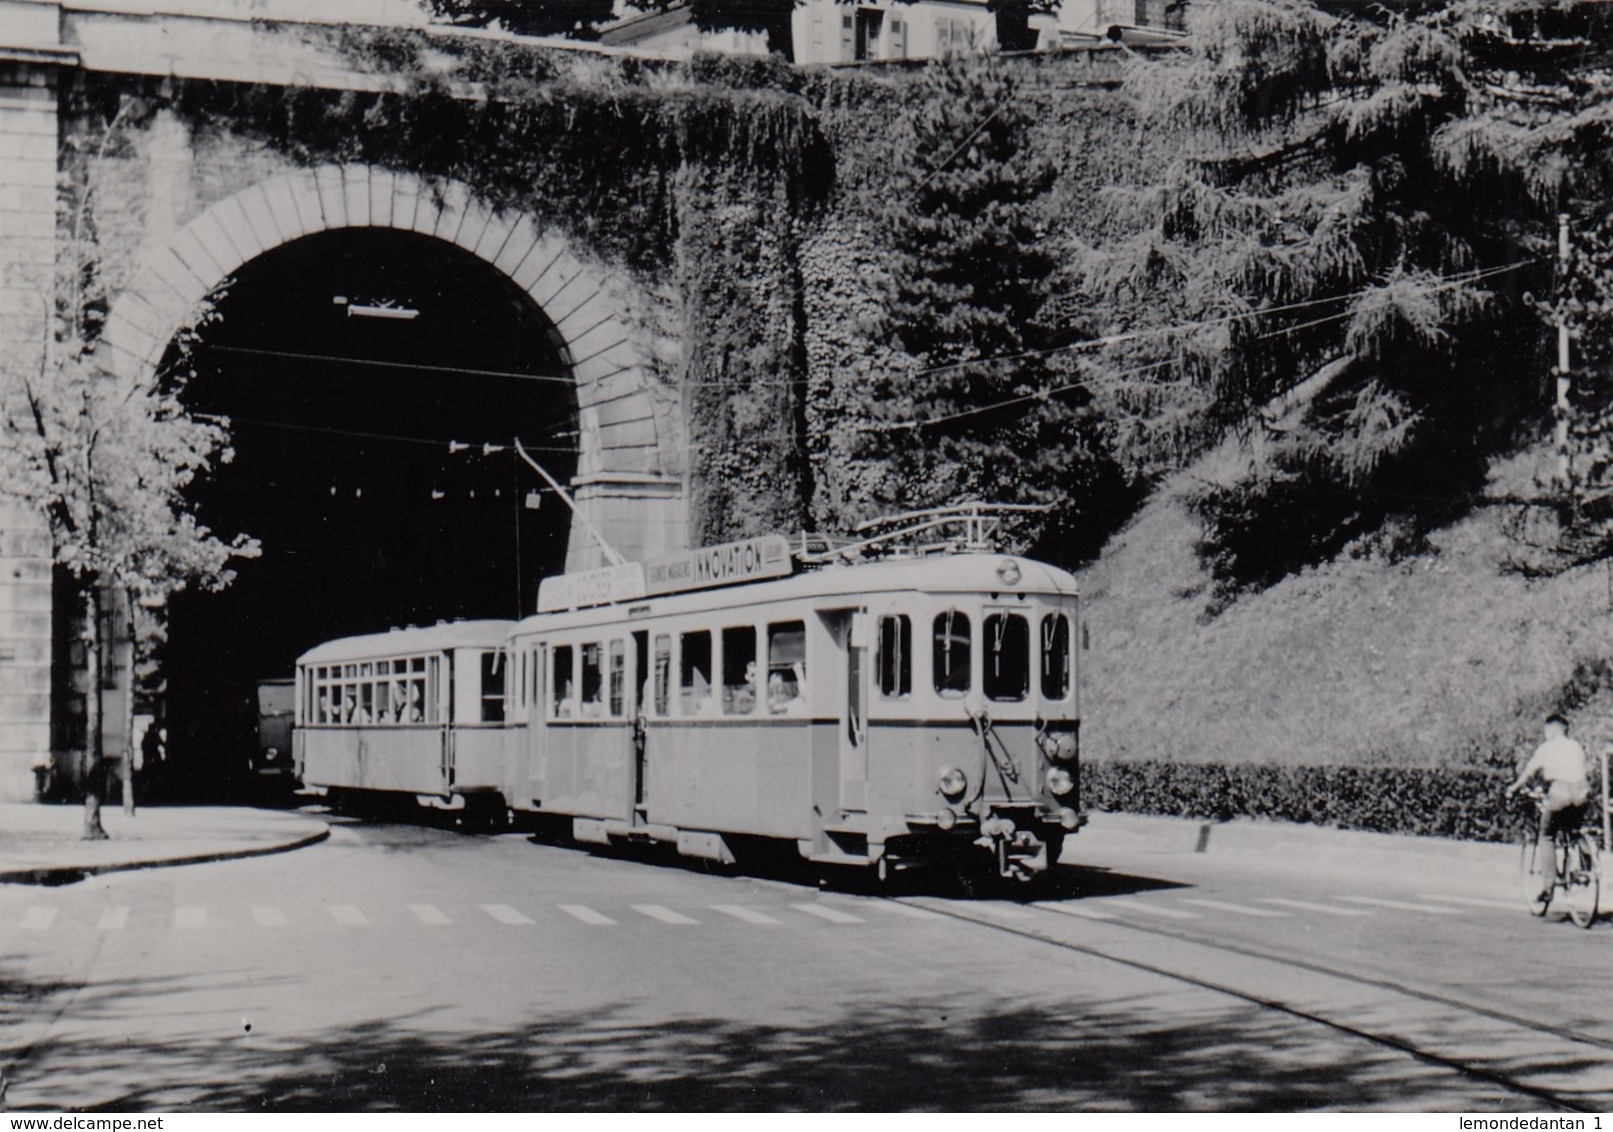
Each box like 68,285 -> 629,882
156,228 -> 579,799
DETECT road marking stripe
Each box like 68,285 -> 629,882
175,907 -> 207,930
790,903 -> 863,924
408,903 -> 451,925
252,906 -> 287,928
1418,894 -> 1519,911
1258,898 -> 1371,917
710,904 -> 781,925
975,903 -> 1037,920
1100,899 -> 1203,920
1033,901 -> 1120,921
632,904 -> 699,925
1180,898 -> 1287,918
879,902 -> 947,920
558,904 -> 616,926
480,904 -> 533,925
20,907 -> 56,931
328,904 -> 368,926
1338,896 -> 1460,914
97,906 -> 129,932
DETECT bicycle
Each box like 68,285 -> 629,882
1514,787 -> 1601,928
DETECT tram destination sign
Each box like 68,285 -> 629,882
643,534 -> 793,596
536,562 -> 648,613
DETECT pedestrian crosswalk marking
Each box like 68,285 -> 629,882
710,904 -> 781,925
1101,899 -> 1202,920
1259,898 -> 1371,917
790,903 -> 863,925
559,904 -> 616,926
327,904 -> 368,926
1180,898 -> 1286,918
175,907 -> 207,930
21,907 -> 56,932
97,906 -> 129,932
1418,894 -> 1518,911
252,906 -> 287,928
1033,901 -> 1119,921
409,903 -> 451,925
1338,896 -> 1459,915
632,904 -> 699,925
480,904 -> 533,925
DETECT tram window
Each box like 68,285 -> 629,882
580,643 -> 605,718
481,650 -> 506,723
653,635 -> 672,716
680,630 -> 713,716
722,626 -> 757,715
551,645 -> 576,718
983,613 -> 1029,703
608,640 -> 626,717
1042,614 -> 1072,700
767,621 -> 807,715
876,615 -> 912,699
932,610 -> 971,698
357,682 -> 375,725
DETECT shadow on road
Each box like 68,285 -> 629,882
0,970 -> 1515,1111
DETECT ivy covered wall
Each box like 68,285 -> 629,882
65,30 -> 1150,564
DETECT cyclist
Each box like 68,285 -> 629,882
1505,712 -> 1592,898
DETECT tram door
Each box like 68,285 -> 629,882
839,611 -> 870,812
631,630 -> 649,821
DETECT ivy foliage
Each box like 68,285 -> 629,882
1079,0 -> 1613,600
809,58 -> 1133,560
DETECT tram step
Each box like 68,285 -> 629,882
823,825 -> 868,858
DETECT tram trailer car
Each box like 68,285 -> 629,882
293,620 -> 513,818
504,540 -> 1083,881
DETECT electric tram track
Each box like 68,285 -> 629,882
897,895 -> 1610,1112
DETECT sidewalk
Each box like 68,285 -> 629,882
1076,811 -> 1523,888
0,802 -> 330,885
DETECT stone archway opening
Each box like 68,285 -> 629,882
159,227 -> 578,797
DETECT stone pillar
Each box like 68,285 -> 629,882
564,473 -> 687,572
0,5 -> 64,801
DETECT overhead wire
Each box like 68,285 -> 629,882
859,256 -> 1544,434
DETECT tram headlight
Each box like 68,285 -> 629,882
1045,766 -> 1075,797
937,766 -> 968,801
996,558 -> 1022,587
264,747 -> 279,762
936,808 -> 958,831
1041,731 -> 1074,763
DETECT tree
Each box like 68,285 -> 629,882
853,57 -> 1125,556
1078,0 -> 1613,593
0,111 -> 258,838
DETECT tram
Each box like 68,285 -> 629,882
292,620 -> 513,818
504,505 -> 1084,881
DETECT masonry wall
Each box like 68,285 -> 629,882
0,54 -> 61,801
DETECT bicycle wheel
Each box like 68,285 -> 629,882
1563,834 -> 1601,929
1520,834 -> 1551,916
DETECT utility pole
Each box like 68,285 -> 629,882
1556,213 -> 1574,506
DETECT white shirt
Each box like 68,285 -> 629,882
1522,735 -> 1590,789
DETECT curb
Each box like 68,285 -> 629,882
0,825 -> 331,886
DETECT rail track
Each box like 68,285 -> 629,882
896,892 -> 1613,1112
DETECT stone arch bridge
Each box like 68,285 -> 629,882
0,0 -> 694,798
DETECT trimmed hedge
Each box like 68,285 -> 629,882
1076,760 -> 1586,844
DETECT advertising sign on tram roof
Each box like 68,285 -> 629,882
535,534 -> 795,612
